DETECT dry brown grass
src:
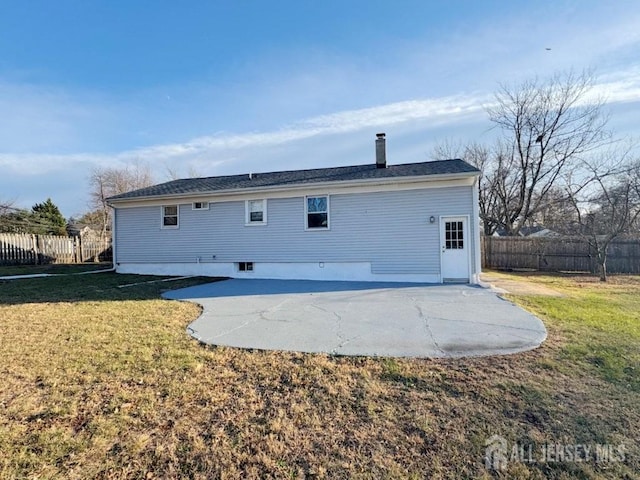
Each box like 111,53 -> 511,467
0,272 -> 638,479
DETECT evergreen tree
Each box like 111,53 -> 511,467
31,198 -> 67,236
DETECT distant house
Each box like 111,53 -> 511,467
66,223 -> 101,238
522,226 -> 559,238
107,134 -> 482,283
493,226 -> 559,237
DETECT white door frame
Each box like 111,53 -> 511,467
439,215 -> 472,283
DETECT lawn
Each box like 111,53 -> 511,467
0,271 -> 638,479
0,262 -> 113,276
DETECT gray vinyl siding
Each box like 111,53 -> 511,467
115,186 -> 474,275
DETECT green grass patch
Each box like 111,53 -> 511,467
512,278 -> 640,392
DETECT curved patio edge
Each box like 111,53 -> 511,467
163,279 -> 547,359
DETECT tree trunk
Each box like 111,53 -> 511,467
598,253 -> 607,282
484,223 -> 496,236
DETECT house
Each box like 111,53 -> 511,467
521,226 -> 559,238
107,134 -> 482,283
66,222 -> 103,238
492,226 -> 559,237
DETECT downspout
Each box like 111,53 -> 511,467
111,205 -> 118,272
472,176 -> 482,283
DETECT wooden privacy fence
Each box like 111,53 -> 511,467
0,233 -> 112,265
482,236 -> 640,274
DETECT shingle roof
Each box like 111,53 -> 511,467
107,159 -> 479,202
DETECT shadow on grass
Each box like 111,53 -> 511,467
0,262 -> 114,277
1,274 -> 451,306
0,272 -> 222,305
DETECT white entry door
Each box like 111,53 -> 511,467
440,216 -> 470,282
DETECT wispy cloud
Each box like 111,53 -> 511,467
0,90 -> 493,174
137,92 -> 491,158
596,67 -> 640,104
4,66 -> 640,179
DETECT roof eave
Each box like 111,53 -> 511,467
106,170 -> 479,206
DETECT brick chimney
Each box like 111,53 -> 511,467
375,133 -> 386,168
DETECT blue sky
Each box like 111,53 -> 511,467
1,0 -> 639,217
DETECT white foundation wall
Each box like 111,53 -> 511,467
116,262 -> 442,283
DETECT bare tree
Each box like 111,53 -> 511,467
528,186 -> 578,229
88,161 -> 155,239
432,72 -> 609,236
0,198 -> 15,216
187,165 -> 203,179
557,152 -> 640,281
164,163 -> 203,181
0,201 -> 28,233
433,141 -> 504,235
486,71 -> 611,235
164,164 -> 182,181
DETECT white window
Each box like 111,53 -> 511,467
192,201 -> 209,210
245,199 -> 267,225
305,195 -> 329,229
162,205 -> 179,228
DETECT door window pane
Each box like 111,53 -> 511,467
445,221 -> 464,249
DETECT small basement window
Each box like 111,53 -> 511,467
162,205 -> 179,228
245,199 -> 266,225
238,262 -> 254,272
192,201 -> 209,210
306,195 -> 329,229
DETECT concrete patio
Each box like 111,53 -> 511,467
163,279 -> 547,358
